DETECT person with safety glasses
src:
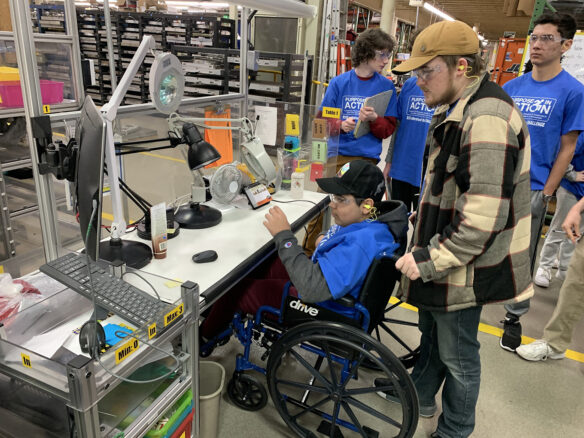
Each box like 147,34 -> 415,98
387,20 -> 533,438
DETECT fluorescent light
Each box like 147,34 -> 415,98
423,2 -> 455,21
477,34 -> 484,41
223,0 -> 316,18
165,1 -> 230,7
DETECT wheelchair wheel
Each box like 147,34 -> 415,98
373,300 -> 421,369
227,372 -> 268,411
267,321 -> 418,438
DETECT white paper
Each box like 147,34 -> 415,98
254,106 -> 278,146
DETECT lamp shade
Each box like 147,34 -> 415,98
183,123 -> 221,169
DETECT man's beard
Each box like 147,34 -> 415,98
424,77 -> 458,108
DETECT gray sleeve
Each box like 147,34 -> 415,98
385,119 -> 401,164
273,230 -> 333,303
564,164 -> 577,182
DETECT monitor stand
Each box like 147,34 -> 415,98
99,238 -> 152,269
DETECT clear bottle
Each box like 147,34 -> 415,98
291,160 -> 307,199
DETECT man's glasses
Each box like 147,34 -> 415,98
530,34 -> 566,44
413,64 -> 442,81
329,194 -> 353,205
375,50 -> 391,60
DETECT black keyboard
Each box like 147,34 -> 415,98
40,252 -> 173,328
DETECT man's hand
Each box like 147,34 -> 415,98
409,211 -> 417,225
562,204 -> 582,244
383,162 -> 391,179
396,253 -> 420,281
341,117 -> 356,132
359,106 -> 378,122
574,170 -> 584,182
263,206 -> 291,236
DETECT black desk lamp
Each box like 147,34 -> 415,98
174,122 -> 223,229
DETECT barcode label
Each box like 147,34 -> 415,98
159,241 -> 167,251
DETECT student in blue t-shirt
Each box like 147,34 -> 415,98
200,161 -> 407,342
533,133 -> 584,287
499,12 -> 584,352
305,28 -> 399,254
383,76 -> 434,211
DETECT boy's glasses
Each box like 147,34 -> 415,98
413,65 -> 441,81
375,50 -> 391,60
530,34 -> 566,44
329,194 -> 353,205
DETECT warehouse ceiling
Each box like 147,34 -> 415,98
392,0 -> 584,41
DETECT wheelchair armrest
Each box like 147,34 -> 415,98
335,295 -> 356,308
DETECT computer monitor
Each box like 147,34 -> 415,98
75,96 -> 106,261
75,96 -> 152,268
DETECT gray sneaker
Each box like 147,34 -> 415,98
374,378 -> 437,418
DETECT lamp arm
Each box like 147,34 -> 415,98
168,114 -> 254,142
101,36 -> 157,122
100,35 -> 157,240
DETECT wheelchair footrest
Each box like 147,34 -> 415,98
317,420 -> 344,438
317,420 -> 379,438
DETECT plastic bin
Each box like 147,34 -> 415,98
146,390 -> 193,438
0,67 -> 20,82
169,411 -> 193,438
0,80 -> 64,108
200,361 -> 225,438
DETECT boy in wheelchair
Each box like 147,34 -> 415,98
200,159 -> 408,344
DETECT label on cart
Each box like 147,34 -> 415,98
43,105 -> 51,114
312,118 -> 327,138
322,107 -> 341,119
164,303 -> 184,327
115,338 -> 139,364
148,323 -> 157,339
285,114 -> 300,136
21,353 -> 32,368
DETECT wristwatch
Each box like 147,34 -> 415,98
542,193 -> 553,204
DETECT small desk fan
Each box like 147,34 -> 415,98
210,162 -> 255,204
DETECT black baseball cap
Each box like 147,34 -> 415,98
316,160 -> 385,202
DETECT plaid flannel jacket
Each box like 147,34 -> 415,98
398,74 -> 534,312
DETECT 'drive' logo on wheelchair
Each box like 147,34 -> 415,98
289,299 -> 319,317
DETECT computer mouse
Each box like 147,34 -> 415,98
192,250 -> 218,263
79,320 -> 106,359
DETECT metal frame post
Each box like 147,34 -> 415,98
8,0 -> 60,262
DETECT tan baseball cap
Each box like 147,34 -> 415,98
393,21 -> 480,74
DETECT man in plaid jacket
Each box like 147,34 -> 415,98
390,21 -> 533,438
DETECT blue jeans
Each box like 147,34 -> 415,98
411,306 -> 483,438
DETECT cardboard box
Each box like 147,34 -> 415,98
0,0 -> 13,32
137,0 -> 167,11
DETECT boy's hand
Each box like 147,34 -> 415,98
396,253 -> 420,281
341,117 -> 356,132
359,106 -> 378,122
263,206 -> 291,236
562,204 -> 582,244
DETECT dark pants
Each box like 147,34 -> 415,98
200,256 -> 297,339
390,178 -> 419,212
412,306 -> 483,438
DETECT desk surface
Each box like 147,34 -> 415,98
124,190 -> 328,309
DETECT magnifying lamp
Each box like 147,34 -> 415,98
99,36 -> 186,268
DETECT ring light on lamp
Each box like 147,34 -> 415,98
149,52 -> 185,114
99,36 -> 186,268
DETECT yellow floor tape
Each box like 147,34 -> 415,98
388,296 -> 584,363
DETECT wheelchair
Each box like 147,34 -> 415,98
201,255 -> 420,438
